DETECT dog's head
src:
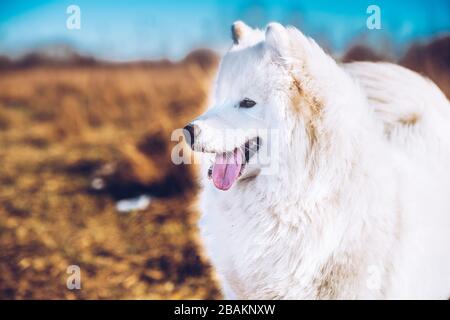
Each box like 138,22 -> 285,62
184,21 -> 352,191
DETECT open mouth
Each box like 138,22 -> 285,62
207,137 -> 261,191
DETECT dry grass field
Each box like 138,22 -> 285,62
0,50 -> 222,299
0,35 -> 448,299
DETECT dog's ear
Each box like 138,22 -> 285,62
231,21 -> 252,45
265,23 -> 291,60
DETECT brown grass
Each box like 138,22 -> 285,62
341,44 -> 392,63
400,35 -> 450,99
0,50 -> 222,299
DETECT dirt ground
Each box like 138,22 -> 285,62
0,50 -> 222,299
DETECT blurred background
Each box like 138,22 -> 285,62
0,0 -> 449,299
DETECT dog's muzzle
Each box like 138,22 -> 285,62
183,123 -> 199,149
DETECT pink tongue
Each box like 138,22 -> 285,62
212,149 -> 243,191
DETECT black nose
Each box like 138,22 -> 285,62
183,124 -> 196,149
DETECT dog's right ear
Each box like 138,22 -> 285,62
265,23 -> 291,60
231,21 -> 252,45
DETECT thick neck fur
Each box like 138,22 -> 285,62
213,64 -> 399,299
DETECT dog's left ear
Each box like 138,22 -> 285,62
265,23 -> 291,60
231,21 -> 253,45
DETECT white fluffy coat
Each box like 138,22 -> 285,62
191,22 -> 450,299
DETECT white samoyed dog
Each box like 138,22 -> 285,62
183,21 -> 450,299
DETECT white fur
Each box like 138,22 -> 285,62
191,22 -> 450,299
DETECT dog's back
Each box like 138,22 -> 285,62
344,62 -> 450,148
345,62 -> 450,299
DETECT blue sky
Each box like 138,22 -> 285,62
0,0 -> 449,61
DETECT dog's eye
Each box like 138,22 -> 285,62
239,98 -> 256,108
